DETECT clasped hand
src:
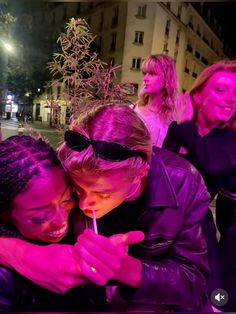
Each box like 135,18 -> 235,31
19,229 -> 144,294
75,229 -> 144,287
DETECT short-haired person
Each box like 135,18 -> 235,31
134,54 -> 178,147
0,135 -> 142,311
163,60 -> 236,310
0,105 -> 211,311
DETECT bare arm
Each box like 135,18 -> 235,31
0,237 -> 86,294
0,231 -> 144,294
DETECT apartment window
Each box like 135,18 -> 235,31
110,33 -> 117,51
201,56 -> 209,65
165,19 -> 171,37
196,25 -> 201,37
177,5 -> 182,19
195,51 -> 200,59
188,16 -> 193,29
184,60 -> 189,73
131,58 -> 141,70
111,7 -> 119,28
174,49 -> 178,61
136,5 -> 146,18
134,31 -> 144,44
186,39 -> 193,53
163,41 -> 168,53
203,34 -> 210,46
192,65 -> 197,78
175,29 -> 180,45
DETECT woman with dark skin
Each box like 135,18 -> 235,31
163,60 -> 236,311
0,135 -> 142,311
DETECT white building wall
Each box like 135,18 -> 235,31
36,1 -> 226,112
121,2 -> 156,85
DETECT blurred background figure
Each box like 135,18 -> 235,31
134,54 -> 178,147
163,59 -> 236,311
18,123 -> 25,135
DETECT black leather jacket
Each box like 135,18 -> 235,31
73,147 -> 211,312
0,147 -> 210,312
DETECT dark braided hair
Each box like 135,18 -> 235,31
0,135 -> 62,214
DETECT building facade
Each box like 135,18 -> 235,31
33,1 -> 226,124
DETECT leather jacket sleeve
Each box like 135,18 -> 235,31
0,266 -> 16,311
121,168 -> 210,311
163,121 -> 236,176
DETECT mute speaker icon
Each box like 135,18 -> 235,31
211,289 -> 228,306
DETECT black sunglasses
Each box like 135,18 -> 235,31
64,130 -> 144,162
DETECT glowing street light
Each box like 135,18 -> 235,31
2,41 -> 14,53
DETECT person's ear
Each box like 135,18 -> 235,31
139,163 -> 150,179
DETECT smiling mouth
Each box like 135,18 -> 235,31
48,224 -> 68,238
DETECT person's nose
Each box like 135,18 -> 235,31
79,192 -> 96,210
225,91 -> 235,104
51,207 -> 68,227
143,73 -> 150,83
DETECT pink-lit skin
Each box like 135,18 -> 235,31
195,70 -> 236,133
143,66 -> 165,97
75,229 -> 144,287
10,168 -> 74,243
72,169 -> 142,219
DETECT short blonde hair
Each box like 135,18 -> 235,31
190,59 -> 236,128
136,54 -> 178,122
58,104 -> 152,177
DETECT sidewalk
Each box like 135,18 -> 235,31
26,120 -> 62,149
30,120 -> 57,131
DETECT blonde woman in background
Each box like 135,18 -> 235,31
134,54 -> 178,147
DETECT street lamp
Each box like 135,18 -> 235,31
2,41 -> 14,53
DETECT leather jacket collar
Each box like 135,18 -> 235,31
146,148 -> 178,208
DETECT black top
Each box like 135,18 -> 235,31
163,121 -> 236,198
